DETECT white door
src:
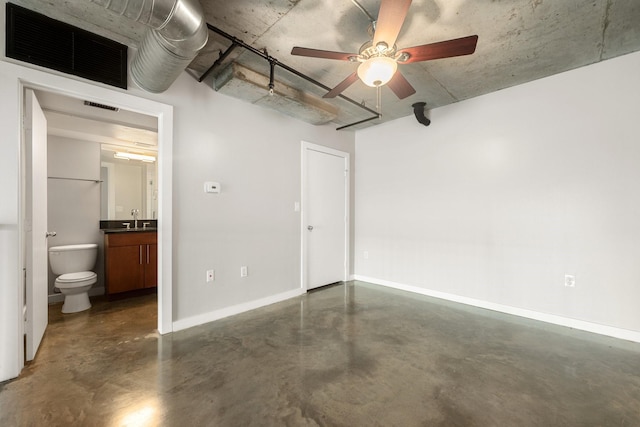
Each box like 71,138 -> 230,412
24,89 -> 49,361
302,142 -> 349,290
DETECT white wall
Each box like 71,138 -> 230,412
166,74 -> 355,323
354,51 -> 640,337
0,60 -> 23,382
47,136 -> 103,299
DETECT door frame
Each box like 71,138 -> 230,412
16,76 -> 174,372
300,141 -> 350,291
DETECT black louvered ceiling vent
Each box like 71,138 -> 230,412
6,3 -> 127,89
84,101 -> 119,111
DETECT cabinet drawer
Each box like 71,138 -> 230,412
105,231 -> 157,247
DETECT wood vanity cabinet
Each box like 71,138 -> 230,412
104,232 -> 157,295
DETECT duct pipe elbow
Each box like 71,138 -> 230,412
412,102 -> 431,127
132,16 -> 208,93
93,0 -> 209,93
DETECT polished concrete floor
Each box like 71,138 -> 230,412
1,281 -> 640,426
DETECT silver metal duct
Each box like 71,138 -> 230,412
92,0 -> 208,93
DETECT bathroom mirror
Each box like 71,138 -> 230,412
100,144 -> 158,220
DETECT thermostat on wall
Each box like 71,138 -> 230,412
204,181 -> 221,193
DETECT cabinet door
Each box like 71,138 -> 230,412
144,243 -> 157,288
106,245 -> 144,294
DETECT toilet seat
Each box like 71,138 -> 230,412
55,271 -> 97,289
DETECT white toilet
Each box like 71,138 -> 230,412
49,244 -> 98,314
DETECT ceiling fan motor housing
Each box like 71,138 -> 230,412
358,40 -> 397,60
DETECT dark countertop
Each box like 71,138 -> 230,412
100,219 -> 158,233
101,228 -> 157,234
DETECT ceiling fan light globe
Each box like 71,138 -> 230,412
357,56 -> 398,87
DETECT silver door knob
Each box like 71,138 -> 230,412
45,231 -> 57,238
307,225 -> 314,231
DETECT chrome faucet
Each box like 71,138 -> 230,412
131,209 -> 140,229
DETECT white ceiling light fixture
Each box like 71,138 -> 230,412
114,152 -> 156,163
357,56 -> 398,87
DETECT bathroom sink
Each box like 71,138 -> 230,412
102,227 -> 157,233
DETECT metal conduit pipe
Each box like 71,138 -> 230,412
92,0 -> 208,93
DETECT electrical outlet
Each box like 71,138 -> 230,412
206,269 -> 215,282
240,266 -> 248,277
564,274 -> 575,288
363,251 -> 369,259
204,181 -> 221,193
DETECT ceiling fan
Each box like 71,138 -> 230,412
291,0 -> 478,100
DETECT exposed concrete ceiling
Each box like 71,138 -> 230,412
12,0 -> 640,130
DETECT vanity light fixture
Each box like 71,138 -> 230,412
114,152 -> 156,163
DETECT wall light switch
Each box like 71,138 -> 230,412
204,182 -> 221,193
240,266 -> 248,277
294,202 -> 300,212
206,269 -> 215,282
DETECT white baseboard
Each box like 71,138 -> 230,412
47,286 -> 105,305
353,275 -> 640,343
173,287 -> 306,332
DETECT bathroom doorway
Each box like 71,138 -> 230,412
35,89 -> 159,305
19,79 -> 173,368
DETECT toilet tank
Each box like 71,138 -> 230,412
49,244 -> 98,275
